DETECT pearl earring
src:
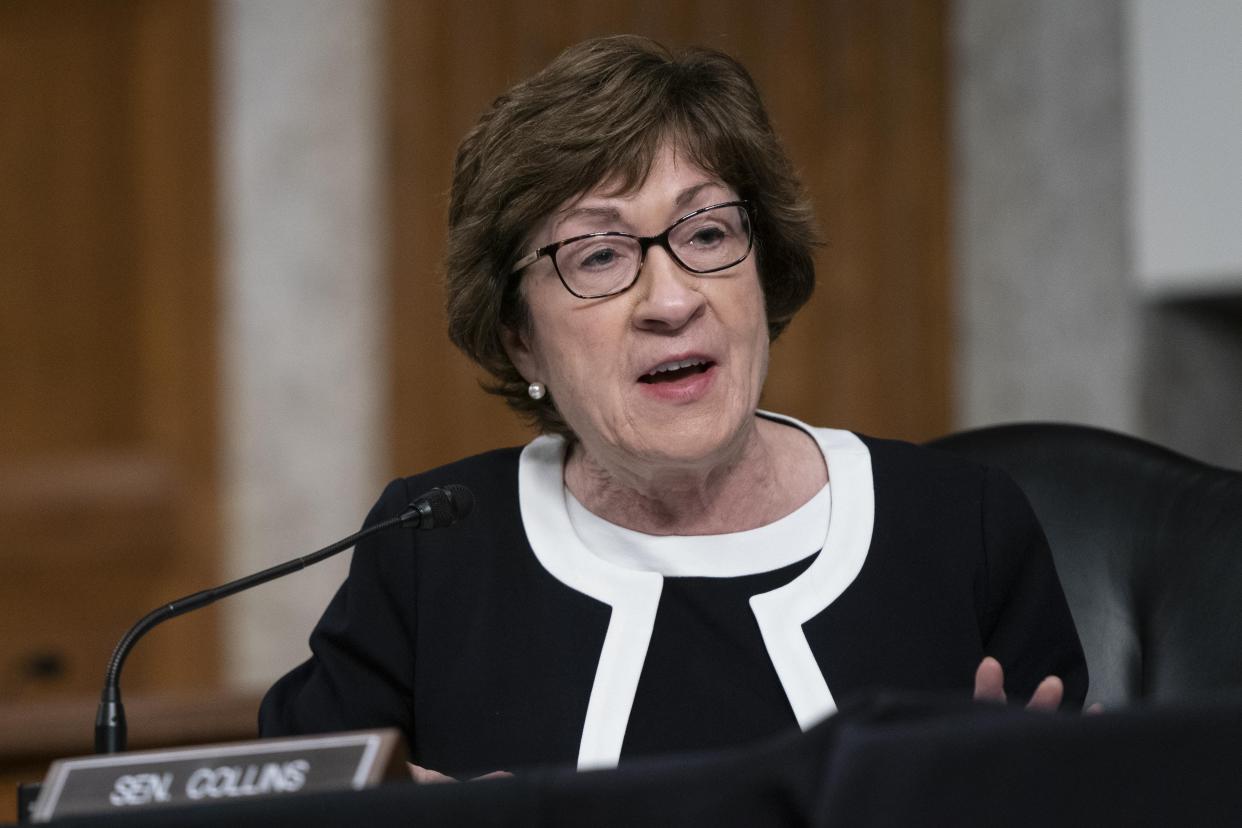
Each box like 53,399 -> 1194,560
527,382 -> 546,400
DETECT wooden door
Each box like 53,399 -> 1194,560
0,0 -> 220,703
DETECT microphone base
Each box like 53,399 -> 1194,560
94,687 -> 127,754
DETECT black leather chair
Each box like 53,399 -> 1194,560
927,423 -> 1242,709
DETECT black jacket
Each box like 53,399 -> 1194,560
260,427 -> 1086,778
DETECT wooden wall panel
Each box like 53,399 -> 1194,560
0,0 -> 221,707
385,0 -> 950,478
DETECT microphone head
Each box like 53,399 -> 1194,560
402,484 -> 475,529
441,484 -> 474,523
423,488 -> 457,528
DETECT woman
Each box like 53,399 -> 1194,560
260,35 -> 1085,778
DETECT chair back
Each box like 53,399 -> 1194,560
927,423 -> 1242,708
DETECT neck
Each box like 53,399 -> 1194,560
563,416 -> 826,535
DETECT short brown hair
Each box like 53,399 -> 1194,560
445,35 -> 818,436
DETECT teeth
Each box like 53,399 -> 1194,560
648,358 -> 707,375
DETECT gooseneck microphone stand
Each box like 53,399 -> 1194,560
94,485 -> 473,754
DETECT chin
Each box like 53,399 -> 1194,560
628,411 -> 751,466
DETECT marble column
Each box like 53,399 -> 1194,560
216,0 -> 387,689
952,0 -> 1138,434
952,0 -> 1242,469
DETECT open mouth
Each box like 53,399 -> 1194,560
638,358 -> 714,384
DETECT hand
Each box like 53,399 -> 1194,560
407,763 -> 512,783
973,656 -> 1063,711
407,763 -> 456,784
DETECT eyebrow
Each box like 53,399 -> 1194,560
673,181 -> 722,210
553,181 -> 728,236
554,205 -> 623,231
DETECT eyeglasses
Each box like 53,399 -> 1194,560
509,201 -> 754,299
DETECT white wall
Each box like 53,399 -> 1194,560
1129,0 -> 1242,296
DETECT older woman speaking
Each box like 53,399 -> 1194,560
260,35 -> 1085,778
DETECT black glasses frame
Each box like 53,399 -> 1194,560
509,200 -> 754,299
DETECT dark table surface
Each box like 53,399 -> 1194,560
34,694 -> 1242,827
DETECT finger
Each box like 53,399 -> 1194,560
973,656 -> 1007,703
472,771 -> 514,781
1026,675 -> 1064,712
1086,702 -> 1105,715
407,763 -> 458,784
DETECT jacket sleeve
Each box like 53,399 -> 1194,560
258,479 -> 419,743
977,467 -> 1088,709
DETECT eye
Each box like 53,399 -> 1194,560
561,236 -> 637,275
688,224 -> 729,247
578,245 -> 622,270
676,216 -> 737,252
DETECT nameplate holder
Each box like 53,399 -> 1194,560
30,728 -> 404,823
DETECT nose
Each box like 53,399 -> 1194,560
631,246 -> 706,333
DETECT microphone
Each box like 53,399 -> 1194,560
401,483 -> 473,530
94,484 -> 474,754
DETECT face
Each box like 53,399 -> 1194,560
504,143 -> 771,476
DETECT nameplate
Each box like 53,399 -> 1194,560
30,729 -> 404,823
